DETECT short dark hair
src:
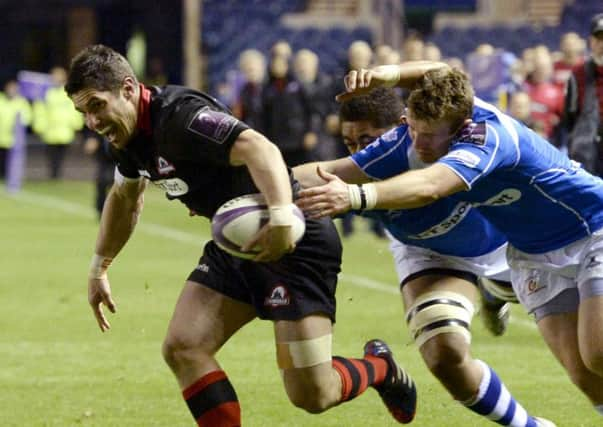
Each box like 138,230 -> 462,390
65,44 -> 137,96
407,67 -> 473,129
339,87 -> 403,128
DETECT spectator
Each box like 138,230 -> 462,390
445,56 -> 466,72
0,80 -> 31,179
523,46 -> 564,142
271,40 -> 292,62
509,91 -> 546,137
32,66 -> 84,179
233,49 -> 266,132
423,42 -> 442,61
374,44 -> 393,66
553,32 -> 586,88
563,13 -> 603,175
262,53 -> 313,166
293,48 -> 334,160
83,131 -> 113,218
401,32 -> 424,61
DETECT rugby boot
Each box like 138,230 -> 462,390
478,278 -> 511,336
364,339 -> 416,424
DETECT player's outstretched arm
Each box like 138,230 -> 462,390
292,157 -> 368,188
230,129 -> 296,262
297,163 -> 467,217
336,61 -> 450,102
88,176 -> 146,332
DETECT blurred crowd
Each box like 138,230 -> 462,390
214,21 -> 600,169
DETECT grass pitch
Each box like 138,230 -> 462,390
0,181 -> 598,426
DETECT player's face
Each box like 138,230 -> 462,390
71,80 -> 138,149
404,112 -> 459,163
341,120 -> 394,154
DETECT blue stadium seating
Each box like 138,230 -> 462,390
428,0 -> 601,62
201,0 -> 372,92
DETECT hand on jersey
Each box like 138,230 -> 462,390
296,166 -> 351,218
88,277 -> 117,332
336,65 -> 400,102
242,224 -> 296,262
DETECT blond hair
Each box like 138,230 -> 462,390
407,67 -> 473,129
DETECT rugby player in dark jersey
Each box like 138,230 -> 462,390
65,45 -> 416,426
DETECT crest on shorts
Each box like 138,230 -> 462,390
265,284 -> 290,307
156,156 -> 175,175
526,277 -> 544,295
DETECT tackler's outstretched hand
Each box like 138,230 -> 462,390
296,166 -> 352,218
336,65 -> 401,102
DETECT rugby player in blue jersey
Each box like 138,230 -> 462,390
294,87 -> 553,427
297,61 -> 603,422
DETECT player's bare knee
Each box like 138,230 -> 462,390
162,334 -> 209,369
277,334 -> 335,413
420,334 -> 469,377
285,383 -> 333,413
407,290 -> 475,376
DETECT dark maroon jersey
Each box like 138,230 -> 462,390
111,85 -> 297,218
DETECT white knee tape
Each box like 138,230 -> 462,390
276,334 -> 332,369
406,291 -> 475,347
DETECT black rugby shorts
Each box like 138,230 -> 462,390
188,217 -> 342,321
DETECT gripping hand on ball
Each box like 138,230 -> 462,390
242,224 -> 295,262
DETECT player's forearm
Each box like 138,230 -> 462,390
294,158 -> 368,188
352,165 -> 466,210
95,184 -> 144,258
371,171 -> 443,209
244,138 -> 293,207
392,61 -> 450,89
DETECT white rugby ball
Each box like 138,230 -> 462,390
211,193 -> 306,259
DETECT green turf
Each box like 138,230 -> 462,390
0,181 -> 598,426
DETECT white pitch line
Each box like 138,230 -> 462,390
12,190 -> 207,246
10,189 -> 536,330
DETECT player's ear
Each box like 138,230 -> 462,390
122,77 -> 137,99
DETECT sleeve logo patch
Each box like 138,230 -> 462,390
444,149 -> 480,168
187,106 -> 238,144
456,122 -> 487,145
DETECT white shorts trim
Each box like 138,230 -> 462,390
388,234 -> 511,285
507,229 -> 603,313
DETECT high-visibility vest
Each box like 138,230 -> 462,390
33,86 -> 83,145
0,94 -> 32,149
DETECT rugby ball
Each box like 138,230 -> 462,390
211,193 -> 306,259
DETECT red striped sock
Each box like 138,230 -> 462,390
182,370 -> 241,427
332,355 -> 389,402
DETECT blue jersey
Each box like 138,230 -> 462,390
351,126 -> 507,257
437,97 -> 603,253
